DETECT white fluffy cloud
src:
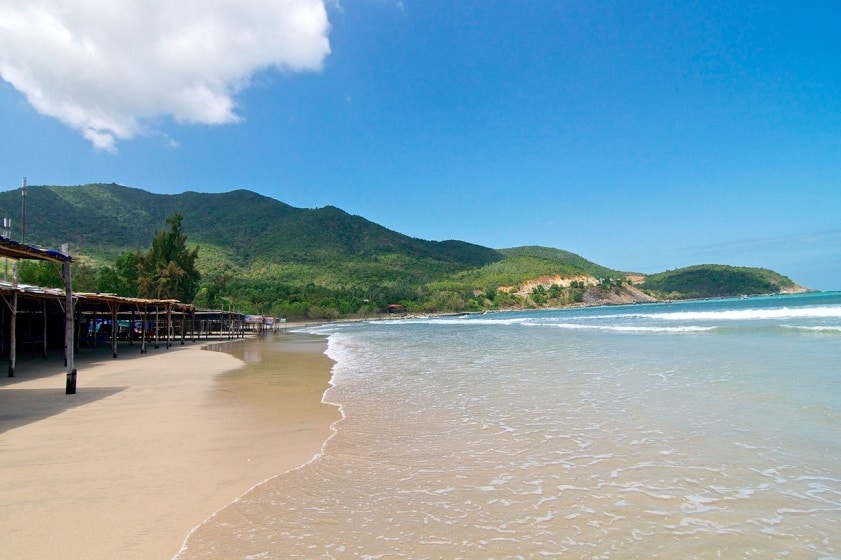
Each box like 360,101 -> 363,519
0,0 -> 331,151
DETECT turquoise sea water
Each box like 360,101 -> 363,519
180,292 -> 841,559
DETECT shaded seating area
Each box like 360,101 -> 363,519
0,237 -> 247,394
0,237 -> 73,392
73,295 -> 248,357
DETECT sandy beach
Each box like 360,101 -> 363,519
0,333 -> 339,560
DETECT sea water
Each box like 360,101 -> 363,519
179,292 -> 841,559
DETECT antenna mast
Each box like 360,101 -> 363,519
20,177 -> 27,243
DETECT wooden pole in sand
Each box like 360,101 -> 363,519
166,304 -> 172,349
140,307 -> 147,354
63,243 -> 76,395
8,262 -> 17,377
154,307 -> 160,349
110,303 -> 118,358
8,291 -> 16,377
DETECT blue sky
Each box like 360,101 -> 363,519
1,1 -> 840,290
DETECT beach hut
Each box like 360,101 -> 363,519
0,237 -> 252,395
72,293 -> 197,356
0,237 -> 74,393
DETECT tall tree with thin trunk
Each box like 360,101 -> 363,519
137,213 -> 200,302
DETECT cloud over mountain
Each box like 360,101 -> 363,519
0,0 -> 331,151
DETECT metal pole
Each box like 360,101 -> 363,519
21,177 -> 27,244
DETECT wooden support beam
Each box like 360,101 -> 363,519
166,305 -> 172,349
63,245 -> 76,395
154,307 -> 160,349
180,310 -> 186,346
110,303 -> 118,358
8,290 -> 16,377
140,308 -> 147,354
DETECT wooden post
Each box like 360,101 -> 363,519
8,262 -> 17,377
63,244 -> 76,395
166,304 -> 172,349
180,309 -> 186,346
154,307 -> 160,349
8,290 -> 16,377
110,304 -> 118,358
61,299 -> 67,367
140,308 -> 147,354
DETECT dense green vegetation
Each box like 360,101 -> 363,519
641,265 -> 796,299
0,184 -> 803,319
396,246 -> 634,314
135,213 -> 201,301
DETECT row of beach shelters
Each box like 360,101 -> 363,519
244,314 -> 285,334
0,236 -> 250,394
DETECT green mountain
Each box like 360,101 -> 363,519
1,183 -> 503,286
439,246 -> 625,293
641,265 -> 798,299
498,246 -> 623,279
0,183 -> 805,317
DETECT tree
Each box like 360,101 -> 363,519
17,260 -> 62,287
531,284 -> 547,305
137,213 -> 200,302
193,272 -> 233,310
96,250 -> 139,297
17,258 -> 98,292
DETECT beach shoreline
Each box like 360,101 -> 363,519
0,333 -> 338,560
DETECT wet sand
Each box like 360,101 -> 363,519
0,333 -> 338,560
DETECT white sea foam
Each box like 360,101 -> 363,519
640,305 -> 841,322
544,323 -> 715,333
783,325 -> 841,333
389,316 -> 531,326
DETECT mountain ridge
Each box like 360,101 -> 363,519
0,183 -> 807,316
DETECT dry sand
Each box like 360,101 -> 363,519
0,334 -> 339,560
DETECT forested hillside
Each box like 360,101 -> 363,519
641,265 -> 798,299
1,183 -> 502,281
0,184 -> 805,318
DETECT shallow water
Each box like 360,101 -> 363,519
179,293 -> 841,559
